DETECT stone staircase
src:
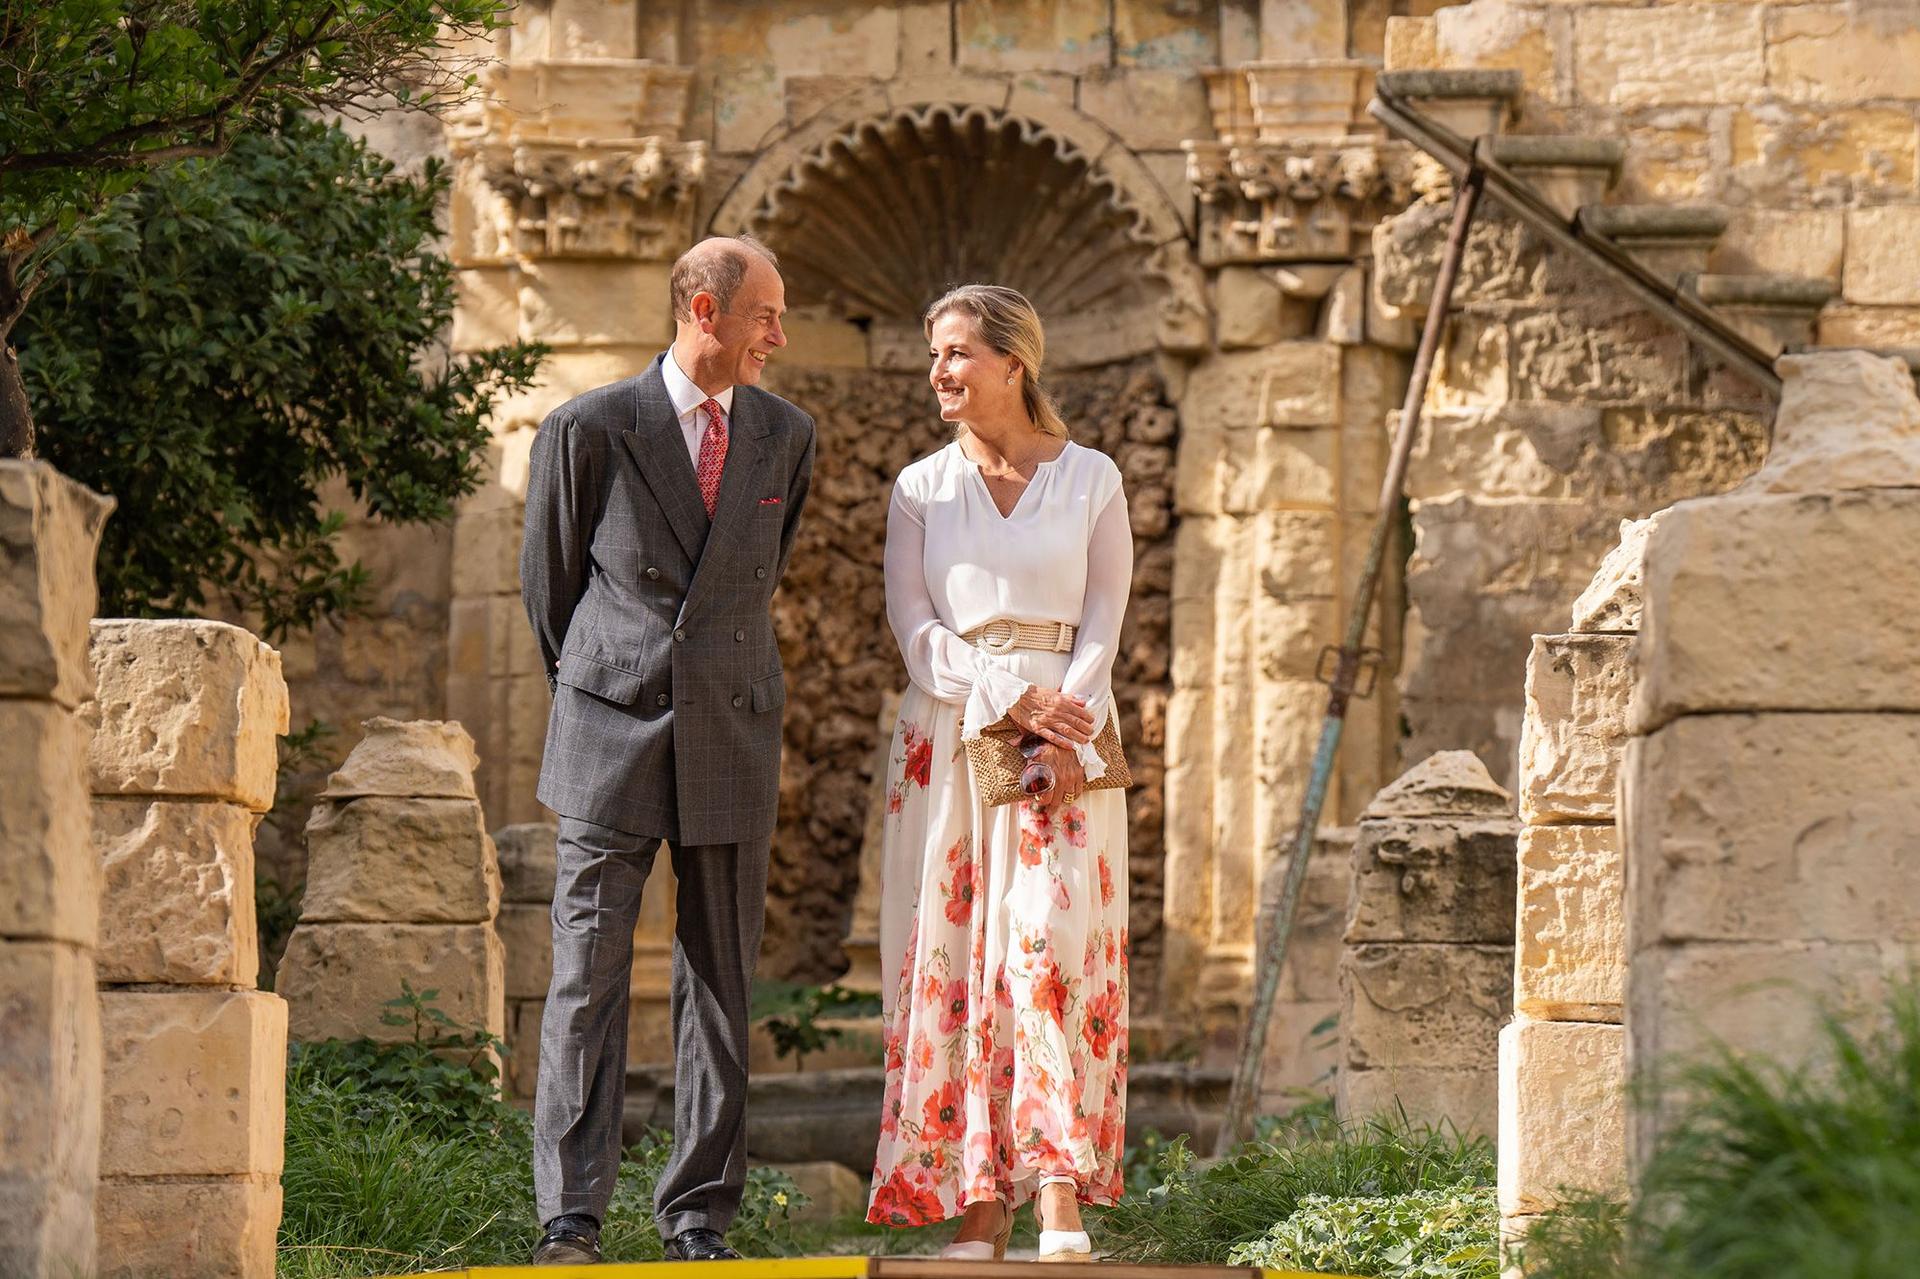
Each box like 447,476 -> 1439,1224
1372,68 -> 1904,374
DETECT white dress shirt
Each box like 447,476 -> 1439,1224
661,348 -> 734,471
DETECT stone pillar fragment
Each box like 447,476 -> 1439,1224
494,821 -> 558,1098
1622,350 -> 1920,1169
279,719 -> 506,1049
1499,518 -> 1646,1243
1335,751 -> 1515,1134
0,461 -> 110,1279
87,618 -> 290,1279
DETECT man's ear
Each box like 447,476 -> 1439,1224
690,291 -> 719,330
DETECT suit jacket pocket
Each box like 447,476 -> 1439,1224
750,671 -> 786,713
557,652 -> 648,706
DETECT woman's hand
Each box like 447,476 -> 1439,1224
1041,743 -> 1087,809
1008,685 -> 1094,749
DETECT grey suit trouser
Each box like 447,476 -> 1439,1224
533,813 -> 769,1235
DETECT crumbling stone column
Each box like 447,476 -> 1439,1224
1256,826 -> 1355,1107
279,719 -> 505,1049
1623,349 -> 1920,1164
1498,519 -> 1649,1243
0,461 -> 110,1279
1336,751 -> 1515,1134
494,821 -> 556,1098
86,618 -> 290,1279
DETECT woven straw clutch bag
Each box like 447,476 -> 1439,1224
963,710 -> 1133,808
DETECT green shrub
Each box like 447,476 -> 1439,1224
279,989 -> 805,1275
1093,1111 -> 1494,1266
1515,982 -> 1920,1279
1228,1181 -> 1497,1279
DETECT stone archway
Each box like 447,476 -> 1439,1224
706,79 -> 1189,996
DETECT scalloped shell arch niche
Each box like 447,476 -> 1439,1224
718,101 -> 1194,369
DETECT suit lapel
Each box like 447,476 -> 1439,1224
621,356 -> 708,565
679,387 -> 773,626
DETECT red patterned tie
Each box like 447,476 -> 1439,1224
695,397 -> 728,518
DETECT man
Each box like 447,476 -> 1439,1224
519,236 -> 814,1264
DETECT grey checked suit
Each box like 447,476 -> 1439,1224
520,353 -> 814,1233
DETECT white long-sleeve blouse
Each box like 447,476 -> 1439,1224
883,439 -> 1133,779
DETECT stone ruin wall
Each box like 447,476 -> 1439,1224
1382,0 -> 1920,791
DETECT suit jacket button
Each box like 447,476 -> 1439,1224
646,567 -> 660,580
732,695 -> 744,708
734,629 -> 745,642
754,567 -> 768,579
673,629 -> 686,643
655,693 -> 669,707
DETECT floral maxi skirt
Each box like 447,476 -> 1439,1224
866,651 -> 1129,1227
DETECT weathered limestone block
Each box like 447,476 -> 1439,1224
1498,1018 -> 1625,1216
99,990 -> 286,1179
0,461 -> 112,708
1339,1065 -> 1496,1136
1518,634 -> 1634,825
0,1172 -> 95,1279
497,902 -> 554,1000
1260,828 -> 1354,1006
1347,819 -> 1517,945
1363,749 -> 1512,821
1571,5 -> 1765,109
96,1174 -> 280,1279
94,799 -> 258,986
1630,492 -> 1920,732
507,998 -> 544,1099
320,716 -> 480,800
87,620 -> 290,812
1342,943 -> 1511,1071
0,700 -> 93,946
278,922 -> 505,1044
495,821 -> 559,904
0,942 -> 100,1190
1515,825 -> 1624,1023
1628,939 -> 1894,1165
1624,714 -> 1920,947
1743,349 -> 1920,496
1261,998 -> 1341,1104
301,798 -> 500,924
1569,514 -> 1658,633
1215,267 -> 1316,349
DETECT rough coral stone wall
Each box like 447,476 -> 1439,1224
760,358 -> 1176,988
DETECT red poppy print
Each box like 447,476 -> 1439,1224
922,1080 -> 967,1144
938,978 -> 969,1037
943,859 -> 976,926
1098,854 -> 1114,906
1084,980 -> 1122,1060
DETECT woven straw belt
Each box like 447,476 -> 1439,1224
959,618 -> 1077,655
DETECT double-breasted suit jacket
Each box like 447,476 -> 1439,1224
521,353 -> 816,847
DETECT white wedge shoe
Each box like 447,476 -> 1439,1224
1037,1228 -> 1094,1263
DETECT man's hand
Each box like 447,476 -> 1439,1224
1008,686 -> 1094,750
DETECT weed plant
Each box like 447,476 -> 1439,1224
1092,1109 -> 1493,1266
1516,982 -> 1920,1279
1229,1180 -> 1497,1278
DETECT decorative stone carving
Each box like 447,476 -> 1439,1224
476,137 -> 706,261
1187,138 -> 1417,265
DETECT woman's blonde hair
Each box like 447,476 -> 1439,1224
923,284 -> 1068,439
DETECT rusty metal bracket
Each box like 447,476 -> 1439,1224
1314,643 -> 1384,700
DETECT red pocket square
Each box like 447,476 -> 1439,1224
759,496 -> 782,505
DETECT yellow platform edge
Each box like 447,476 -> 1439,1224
392,1262 -> 1348,1278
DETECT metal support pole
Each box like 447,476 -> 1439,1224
1214,165 -> 1487,1156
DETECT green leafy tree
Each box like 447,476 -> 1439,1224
19,116 -> 544,635
0,0 -> 507,456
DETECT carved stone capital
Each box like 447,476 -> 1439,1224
474,138 -> 707,261
1186,138 -> 1417,265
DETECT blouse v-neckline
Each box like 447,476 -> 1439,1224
958,440 -> 1071,521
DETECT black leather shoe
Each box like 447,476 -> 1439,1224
664,1227 -> 741,1261
532,1213 -> 602,1264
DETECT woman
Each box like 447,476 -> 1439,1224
865,284 -> 1132,1263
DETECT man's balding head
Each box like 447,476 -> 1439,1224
668,235 -> 788,393
670,236 -> 780,324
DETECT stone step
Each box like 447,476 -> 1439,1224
1576,203 -> 1731,284
1685,272 -> 1839,357
1490,136 -> 1625,218
1376,68 -> 1522,144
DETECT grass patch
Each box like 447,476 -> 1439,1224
1092,1109 -> 1494,1270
